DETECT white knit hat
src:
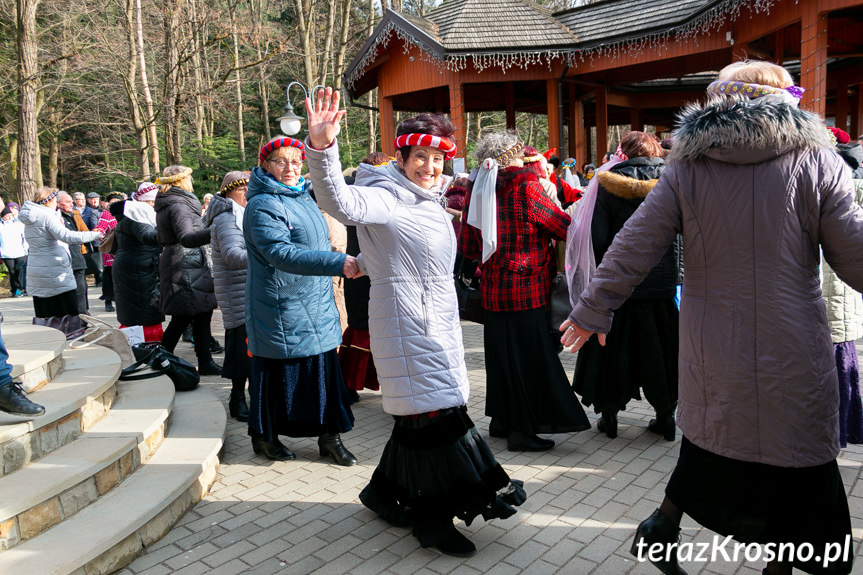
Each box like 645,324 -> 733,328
134,182 -> 159,202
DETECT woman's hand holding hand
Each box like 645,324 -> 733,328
342,255 -> 363,279
559,319 -> 606,352
305,87 -> 347,150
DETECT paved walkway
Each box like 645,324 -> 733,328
3,291 -> 863,574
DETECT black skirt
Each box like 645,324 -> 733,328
222,324 -> 251,381
573,298 -> 678,415
484,307 -> 590,434
32,289 -> 80,318
248,349 -> 354,439
667,438 -> 852,575
363,406 -> 527,546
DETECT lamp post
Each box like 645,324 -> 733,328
276,81 -> 325,136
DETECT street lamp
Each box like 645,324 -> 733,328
277,81 -> 325,136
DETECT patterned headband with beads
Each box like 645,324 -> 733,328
220,177 -> 249,195
706,80 -> 805,101
495,140 -> 524,165
259,138 -> 306,163
37,190 -> 59,205
155,167 -> 193,185
523,154 -> 543,163
393,133 -> 457,160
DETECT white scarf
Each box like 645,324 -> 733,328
124,201 -> 157,227
384,161 -> 449,202
229,198 -> 245,231
466,158 -> 499,263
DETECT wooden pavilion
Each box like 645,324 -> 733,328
343,0 -> 863,164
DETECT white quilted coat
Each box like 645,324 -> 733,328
307,141 -> 469,416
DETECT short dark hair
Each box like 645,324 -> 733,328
360,152 -> 391,166
548,155 -> 561,169
620,131 -> 664,159
395,113 -> 455,159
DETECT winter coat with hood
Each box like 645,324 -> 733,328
111,200 -> 163,326
243,167 -> 345,360
18,201 -> 99,298
203,194 -> 247,330
569,94 -> 863,468
592,156 -> 678,300
306,141 -> 469,417
154,186 -> 216,316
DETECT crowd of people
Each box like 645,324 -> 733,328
1,59 -> 863,572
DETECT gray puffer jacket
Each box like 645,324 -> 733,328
307,141 -> 469,416
570,94 -> 863,468
203,194 -> 247,329
18,201 -> 100,298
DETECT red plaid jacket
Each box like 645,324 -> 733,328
459,168 -> 570,312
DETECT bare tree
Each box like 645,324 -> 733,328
16,0 -> 40,200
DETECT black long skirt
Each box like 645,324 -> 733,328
484,307 -> 590,435
573,298 -> 678,415
222,324 -> 251,381
362,406 -> 527,547
32,289 -> 79,319
248,348 -> 354,440
667,438 -> 853,575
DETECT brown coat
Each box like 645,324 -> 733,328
570,95 -> 863,467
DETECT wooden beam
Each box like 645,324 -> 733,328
596,86 -> 608,161
630,108 -> 644,132
836,81 -> 850,133
570,85 -> 587,165
851,87 -> 862,139
448,82 -> 467,162
505,82 -> 516,130
773,30 -> 785,64
380,96 -> 394,156
800,5 -> 828,116
547,78 -> 560,152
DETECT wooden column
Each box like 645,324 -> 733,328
596,86 -> 608,161
630,108 -> 644,132
800,5 -> 828,117
380,96 -> 394,156
773,32 -> 784,65
546,78 -> 560,152
851,87 -> 861,140
836,81 -> 849,133
505,82 -> 516,130
569,85 -> 587,164
448,82 -> 467,162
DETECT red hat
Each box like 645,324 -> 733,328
542,148 -> 558,160
259,138 -> 306,163
828,127 -> 851,145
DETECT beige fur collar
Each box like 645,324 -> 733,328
597,171 -> 657,200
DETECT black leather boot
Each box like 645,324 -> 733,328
251,437 -> 295,461
597,410 -> 618,439
648,412 -> 677,441
197,359 -> 222,376
359,484 -> 411,527
318,433 -> 357,466
229,390 -> 249,422
630,509 -> 688,575
507,431 -> 554,452
488,418 -> 508,438
0,382 -> 45,417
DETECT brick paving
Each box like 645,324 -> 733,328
3,290 -> 863,574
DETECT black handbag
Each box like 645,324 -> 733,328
548,272 -> 571,332
454,257 -> 483,324
33,315 -> 87,340
119,342 -> 200,391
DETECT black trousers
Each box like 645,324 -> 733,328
3,257 -> 26,293
162,311 -> 213,363
73,269 -> 88,314
100,266 -> 114,302
84,252 -> 102,284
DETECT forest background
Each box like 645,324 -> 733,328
2,0 -> 591,201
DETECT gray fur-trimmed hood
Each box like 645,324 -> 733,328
669,95 -> 832,165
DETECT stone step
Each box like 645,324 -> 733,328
0,345 -> 121,476
0,388 -> 226,575
0,374 -> 175,550
4,324 -> 66,392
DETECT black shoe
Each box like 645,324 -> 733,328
209,337 -> 224,354
359,485 -> 411,527
229,390 -> 249,422
489,418 -> 508,438
435,525 -> 477,558
630,509 -> 688,575
597,411 -> 618,439
251,437 -> 295,461
104,301 -> 114,312
0,382 -> 46,417
648,413 -> 677,441
347,389 -> 360,403
318,433 -> 357,466
507,431 -> 554,452
197,360 -> 222,376
181,327 -> 193,343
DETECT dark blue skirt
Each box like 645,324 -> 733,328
248,348 -> 354,439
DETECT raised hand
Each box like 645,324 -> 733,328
305,87 -> 347,151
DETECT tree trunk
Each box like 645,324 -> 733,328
46,105 -> 60,188
163,0 -> 182,165
189,0 -> 205,147
136,0 -> 160,174
123,0 -> 150,179
231,17 -> 245,161
319,0 -> 337,85
17,0 -> 40,201
293,0 -> 315,88
334,0 -> 353,93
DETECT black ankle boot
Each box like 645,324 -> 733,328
229,390 -> 249,422
488,418 -> 508,438
597,411 -> 618,438
359,484 -> 411,527
648,412 -> 676,441
0,382 -> 45,417
318,434 -> 357,466
506,431 -> 554,452
630,509 -> 688,575
251,437 -> 295,461
435,524 -> 476,557
197,359 -> 222,376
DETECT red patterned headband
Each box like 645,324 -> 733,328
259,138 -> 306,163
393,133 -> 457,160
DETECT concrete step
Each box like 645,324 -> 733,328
4,324 -> 66,392
0,387 -> 225,575
0,345 -> 121,476
0,374 -> 175,550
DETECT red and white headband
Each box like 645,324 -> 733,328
393,133 -> 457,160
259,138 -> 306,163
